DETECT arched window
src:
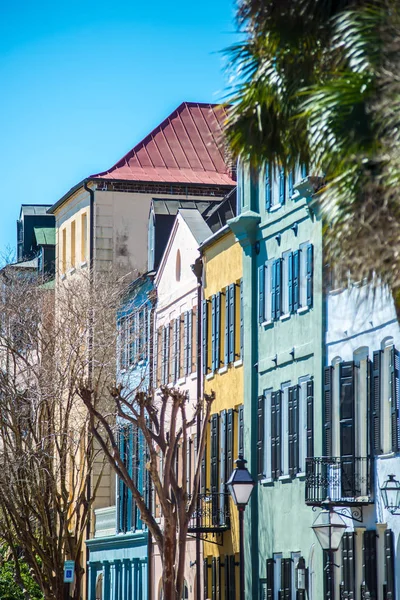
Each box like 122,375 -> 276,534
176,250 -> 181,282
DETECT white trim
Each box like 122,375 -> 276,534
80,261 -> 88,268
233,359 -> 243,368
278,474 -> 292,481
279,313 -> 291,322
297,306 -> 309,314
206,373 -> 214,381
218,366 -> 228,375
262,320 -> 273,328
177,377 -> 186,385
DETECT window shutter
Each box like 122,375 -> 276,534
266,558 -> 274,600
215,292 -> 222,369
184,311 -> 189,375
202,300 -> 208,375
229,555 -> 236,600
216,557 -> 221,599
271,261 -> 277,321
288,386 -> 299,476
204,558 -> 209,600
306,380 -> 314,459
165,324 -> 170,383
371,350 -> 382,454
265,164 -> 271,210
131,425 -> 138,530
324,366 -> 333,456
212,557 -> 216,600
288,170 -> 294,197
258,265 -> 265,323
257,395 -> 265,479
390,346 -> 400,452
117,428 -> 123,533
340,362 -> 355,498
226,409 -> 234,481
363,530 -> 377,599
211,413 -> 219,523
279,168 -> 285,205
301,164 -> 307,178
288,252 -> 294,314
384,529 -> 395,600
201,440 -> 207,494
271,391 -> 282,479
191,306 -> 196,373
172,318 -> 178,382
306,243 -> 313,308
341,532 -> 355,599
293,250 -> 300,312
225,286 -> 230,365
240,278 -> 244,359
238,405 -> 244,456
229,283 -> 235,362
281,558 -> 292,600
219,410 -> 227,526
211,295 -> 216,371
275,259 -> 282,319
225,555 -> 230,600
187,309 -> 192,375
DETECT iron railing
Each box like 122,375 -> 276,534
188,492 -> 230,533
305,457 -> 372,505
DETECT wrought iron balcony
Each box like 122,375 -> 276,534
305,457 -> 373,506
187,492 -> 230,534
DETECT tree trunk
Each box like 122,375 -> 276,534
162,517 -> 178,600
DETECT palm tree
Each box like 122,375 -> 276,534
225,0 -> 400,309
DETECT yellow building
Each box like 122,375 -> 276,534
199,219 -> 243,600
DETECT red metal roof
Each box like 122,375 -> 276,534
90,102 -> 235,186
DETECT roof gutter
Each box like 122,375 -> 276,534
198,224 -> 230,252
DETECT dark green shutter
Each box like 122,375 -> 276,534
306,380 -> 314,459
202,300 -> 208,375
211,414 -> 219,523
216,557 -> 221,599
238,405 -> 244,456
306,243 -> 313,308
281,558 -> 292,600
288,385 -> 299,476
384,529 -> 395,600
229,283 -> 235,362
212,557 -> 217,600
288,252 -> 294,314
265,164 -> 271,210
226,409 -> 234,482
258,265 -> 265,323
201,439 -> 207,494
324,366 -> 333,456
339,362 -> 355,498
266,558 -> 274,600
220,410 -> 227,526
229,555 -> 236,600
341,532 -> 355,599
211,295 -> 216,371
275,259 -> 282,319
215,293 -> 222,370
279,168 -> 285,205
257,395 -> 265,479
224,287 -> 230,365
293,250 -> 300,311
204,558 -> 209,600
371,350 -> 382,454
390,346 -> 400,452
363,530 -> 377,599
224,555 -> 230,600
271,261 -> 277,320
271,391 -> 282,479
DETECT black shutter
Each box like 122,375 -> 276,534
257,395 -> 265,479
204,558 -> 209,600
281,558 -> 292,600
201,439 -> 207,495
363,530 -> 377,600
202,299 -> 208,375
226,409 -> 234,481
288,386 -> 299,476
224,286 -> 230,366
229,283 -> 236,362
371,350 -> 382,454
219,411 -> 227,526
238,405 -> 244,456
271,391 -> 282,479
293,250 -> 300,312
216,557 -> 221,599
306,243 -> 313,308
224,555 -> 229,600
390,346 -> 400,452
324,366 -> 333,456
229,555 -> 236,600
266,558 -> 274,600
306,380 -> 314,459
258,265 -> 265,323
212,557 -> 217,600
339,362 -> 355,498
211,414 -> 219,523
384,529 -> 395,600
341,532 -> 355,599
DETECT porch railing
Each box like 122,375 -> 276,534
187,492 -> 230,533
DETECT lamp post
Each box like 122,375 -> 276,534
311,498 -> 347,600
380,474 -> 400,515
226,455 -> 255,600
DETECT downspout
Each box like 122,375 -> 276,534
192,256 -> 203,600
83,180 -> 95,600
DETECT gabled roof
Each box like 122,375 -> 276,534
90,102 -> 235,186
178,209 -> 212,245
33,227 -> 55,247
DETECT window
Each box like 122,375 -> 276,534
273,553 -> 282,600
117,423 -> 146,533
70,220 -> 76,268
207,409 -> 235,526
81,213 -> 87,263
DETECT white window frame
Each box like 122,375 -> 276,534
280,382 -> 291,477
291,552 -> 301,600
273,553 -> 282,600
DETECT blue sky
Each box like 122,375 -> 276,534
0,0 -> 237,257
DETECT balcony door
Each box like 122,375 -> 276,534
339,362 -> 356,498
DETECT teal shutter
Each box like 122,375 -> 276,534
258,265 -> 265,323
279,168 -> 285,205
187,310 -> 192,375
257,395 -> 265,479
288,252 -> 294,313
271,262 -> 277,320
211,295 -> 216,371
306,243 -> 313,308
202,300 -> 208,375
275,259 -> 282,319
288,169 -> 294,197
293,250 -> 300,311
172,318 -> 178,382
229,283 -> 235,361
301,164 -> 307,178
390,346 -> 400,452
371,350 -> 382,454
210,414 -> 219,522
224,287 -> 230,365
265,164 -> 271,210
215,292 -> 221,369
165,323 -> 170,383
271,391 -> 282,479
240,278 -> 244,359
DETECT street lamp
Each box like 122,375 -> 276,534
226,455 -> 255,600
311,498 -> 347,599
380,474 -> 400,515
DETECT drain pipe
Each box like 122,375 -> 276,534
192,256 -> 203,600
83,179 -> 95,600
